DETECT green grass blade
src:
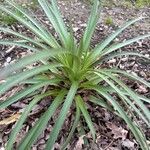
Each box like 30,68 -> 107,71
0,41 -> 39,52
102,52 -> 150,62
6,90 -> 57,150
61,99 -> 81,150
0,64 -> 61,95
95,72 -> 150,126
95,88 -> 149,150
89,95 -> 115,113
81,0 -> 100,52
103,72 -> 150,122
103,69 -> 150,88
5,0 -> 60,48
0,27 -> 47,49
0,49 -> 63,79
118,90 -> 150,104
38,0 -> 69,47
76,95 -> 96,141
0,5 -> 56,48
45,82 -> 78,150
92,17 -> 144,57
100,34 -> 150,56
0,78 -> 61,109
18,90 -> 66,150
18,119 -> 41,148
90,85 -> 150,104
51,0 -> 69,38
82,73 -> 104,86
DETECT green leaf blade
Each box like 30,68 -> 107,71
45,82 -> 78,150
6,90 -> 57,150
18,90 -> 66,150
76,95 -> 96,141
0,78 -> 61,109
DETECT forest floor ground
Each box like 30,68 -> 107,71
0,0 -> 150,149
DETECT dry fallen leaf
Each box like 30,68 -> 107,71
0,113 -> 21,125
122,139 -> 135,149
0,86 -> 23,101
0,80 -> 6,84
74,135 -> 84,150
106,122 -> 128,140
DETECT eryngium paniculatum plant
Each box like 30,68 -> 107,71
0,0 -> 150,149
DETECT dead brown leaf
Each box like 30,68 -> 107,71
0,86 -> 23,101
106,122 -> 128,140
122,139 -> 135,149
0,113 -> 21,125
74,135 -> 84,150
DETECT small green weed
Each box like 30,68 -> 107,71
135,0 -> 150,7
105,16 -> 114,26
21,0 -> 38,10
0,13 -> 17,25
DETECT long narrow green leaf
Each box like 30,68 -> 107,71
0,5 -> 56,48
95,72 -> 150,126
45,82 -> 78,150
102,52 -> 150,62
5,0 -> 60,49
61,100 -> 81,150
0,49 -> 64,79
0,27 -> 47,49
94,88 -> 149,150
92,17 -> 144,57
0,78 -> 61,109
100,34 -> 150,56
0,41 -> 39,52
18,118 -> 41,147
103,69 -> 150,88
82,73 -> 104,86
18,90 -> 66,150
118,90 -> 150,104
51,0 -> 69,38
81,0 -> 100,52
89,85 -> 150,104
6,90 -> 57,150
50,0 -> 73,49
0,64 -> 61,95
87,84 -> 149,150
76,95 -> 96,140
38,0 -> 70,48
89,95 -> 115,113
103,72 -> 150,121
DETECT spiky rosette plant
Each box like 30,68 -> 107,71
0,0 -> 150,149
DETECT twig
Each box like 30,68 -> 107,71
103,139 -> 115,150
6,46 -> 15,54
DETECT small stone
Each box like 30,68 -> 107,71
82,5 -> 85,9
73,27 -> 79,32
38,139 -> 45,145
6,57 -> 11,63
131,72 -> 137,76
139,71 -> 146,78
121,57 -> 128,61
137,85 -> 148,93
114,38 -> 119,42
4,62 -> 9,66
80,23 -> 87,27
108,59 -> 116,63
145,54 -> 149,58
119,64 -> 124,69
122,139 -> 135,149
